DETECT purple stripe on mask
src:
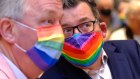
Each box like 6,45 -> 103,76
26,47 -> 49,71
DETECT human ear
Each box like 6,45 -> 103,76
0,18 -> 15,43
99,22 -> 107,38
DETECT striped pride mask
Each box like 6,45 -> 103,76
62,32 -> 104,67
15,21 -> 64,71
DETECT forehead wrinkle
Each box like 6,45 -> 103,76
39,3 -> 63,19
28,0 -> 62,13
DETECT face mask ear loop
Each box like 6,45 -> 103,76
14,43 -> 26,53
15,21 -> 37,31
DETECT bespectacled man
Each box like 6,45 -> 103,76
40,0 -> 140,79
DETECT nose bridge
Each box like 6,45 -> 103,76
74,27 -> 80,34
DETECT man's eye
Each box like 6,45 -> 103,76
84,22 -> 92,27
63,29 -> 73,33
40,19 -> 56,26
47,20 -> 55,24
79,22 -> 93,28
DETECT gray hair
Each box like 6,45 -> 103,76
0,0 -> 27,19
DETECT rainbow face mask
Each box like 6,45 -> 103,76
15,21 -> 64,71
62,32 -> 104,67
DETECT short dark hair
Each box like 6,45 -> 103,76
63,0 -> 101,21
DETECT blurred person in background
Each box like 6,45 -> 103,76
109,0 -> 140,44
117,0 -> 129,27
0,0 -> 64,79
95,0 -> 121,40
40,0 -> 140,79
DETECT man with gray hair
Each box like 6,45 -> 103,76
0,0 -> 64,79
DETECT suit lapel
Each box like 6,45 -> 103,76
104,42 -> 133,79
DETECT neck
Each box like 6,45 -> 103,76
0,39 -> 19,66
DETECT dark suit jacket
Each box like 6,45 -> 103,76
40,40 -> 140,79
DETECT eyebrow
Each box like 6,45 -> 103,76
62,17 -> 91,28
78,17 -> 90,23
62,24 -> 70,28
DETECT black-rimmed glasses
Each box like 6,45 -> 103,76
63,20 -> 98,38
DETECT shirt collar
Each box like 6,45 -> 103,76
102,49 -> 108,66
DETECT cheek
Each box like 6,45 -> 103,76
94,24 -> 101,31
15,27 -> 37,50
94,26 -> 101,31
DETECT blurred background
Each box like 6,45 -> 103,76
94,0 -> 140,44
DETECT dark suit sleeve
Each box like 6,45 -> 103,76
39,64 -> 66,79
39,56 -> 91,79
39,68 -> 66,79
